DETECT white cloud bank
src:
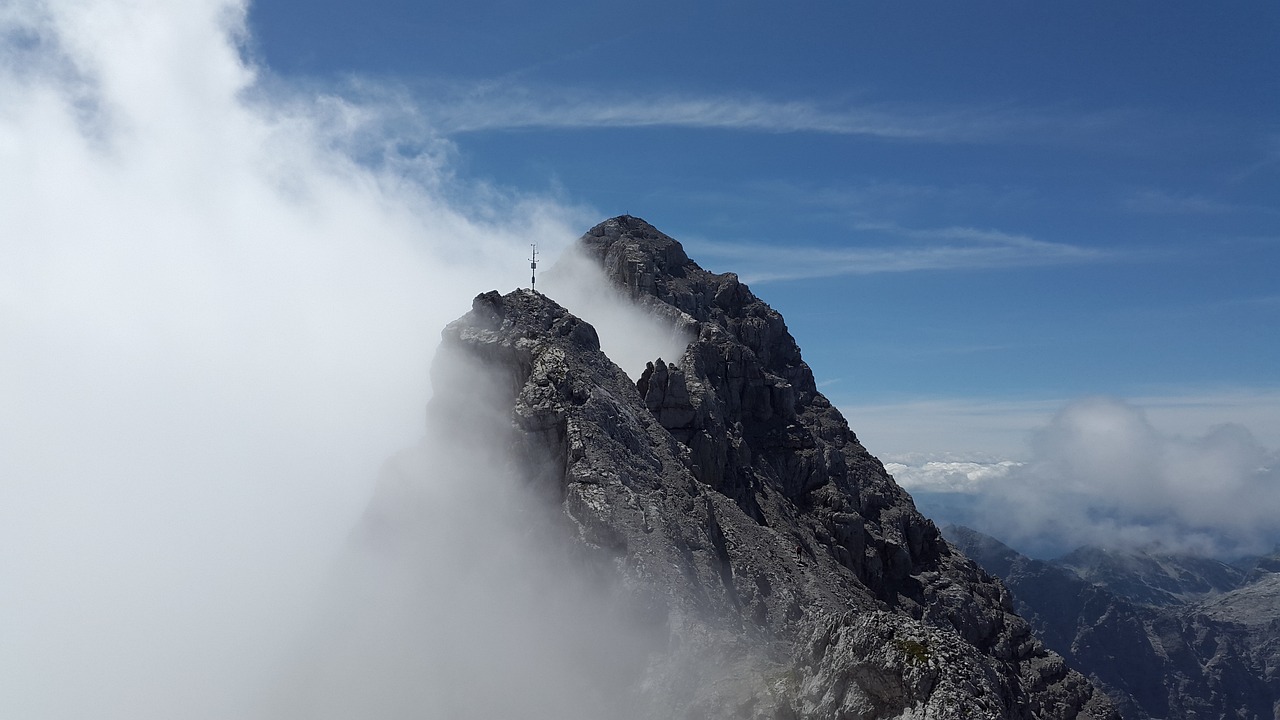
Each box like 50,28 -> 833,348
883,459 -> 1022,494
0,2 -> 671,718
886,396 -> 1280,558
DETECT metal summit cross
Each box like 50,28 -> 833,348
529,243 -> 538,290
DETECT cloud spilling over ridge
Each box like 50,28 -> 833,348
892,397 -> 1280,558
541,245 -> 693,379
270,343 -> 656,719
0,2 -> 669,718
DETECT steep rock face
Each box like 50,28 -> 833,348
949,526 -> 1280,720
577,217 -> 952,607
407,216 -> 1118,719
1182,569 -> 1280,719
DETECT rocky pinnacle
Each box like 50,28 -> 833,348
415,216 -> 1120,719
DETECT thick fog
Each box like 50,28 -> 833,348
0,2 -> 670,718
267,340 -> 661,719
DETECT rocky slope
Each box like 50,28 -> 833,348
368,216 -> 1118,719
1054,546 -> 1246,608
948,526 -> 1280,720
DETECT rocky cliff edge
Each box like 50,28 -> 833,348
383,216 -> 1119,719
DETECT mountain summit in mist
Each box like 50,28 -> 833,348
345,216 -> 1119,719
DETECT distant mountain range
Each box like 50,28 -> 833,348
947,525 -> 1279,719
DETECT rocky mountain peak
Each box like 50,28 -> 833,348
579,215 -> 694,290
373,217 -> 1120,719
579,216 -> 804,378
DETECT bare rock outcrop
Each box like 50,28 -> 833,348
376,216 -> 1119,719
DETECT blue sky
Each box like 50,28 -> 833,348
247,0 -> 1280,553
245,1 -> 1279,435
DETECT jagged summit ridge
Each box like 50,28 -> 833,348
393,217 -> 1119,719
579,215 -> 805,375
578,216 -> 959,601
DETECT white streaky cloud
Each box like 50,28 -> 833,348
0,3 -> 664,719
437,93 -> 941,138
680,226 -> 1104,282
850,221 -> 1062,248
404,82 -> 1130,144
1122,188 -> 1240,215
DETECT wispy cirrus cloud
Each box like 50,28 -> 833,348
851,220 -> 1086,250
1122,187 -> 1280,217
682,222 -> 1106,282
436,94 -> 949,138
1123,188 -> 1240,215
388,82 -> 1130,144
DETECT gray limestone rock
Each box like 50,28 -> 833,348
1055,546 -> 1247,608
370,216 -> 1119,719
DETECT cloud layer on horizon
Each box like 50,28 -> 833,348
889,396 -> 1280,558
681,224 -> 1105,282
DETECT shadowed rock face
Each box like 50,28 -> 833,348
407,216 -> 1119,719
948,526 -> 1280,720
1055,546 -> 1246,608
